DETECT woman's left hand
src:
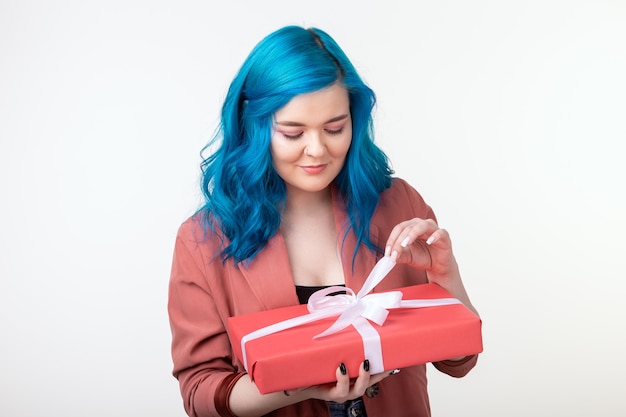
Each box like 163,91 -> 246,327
384,218 -> 460,285
385,218 -> 479,317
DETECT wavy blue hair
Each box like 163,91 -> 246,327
199,26 -> 393,265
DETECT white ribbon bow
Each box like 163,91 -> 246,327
240,256 -> 461,374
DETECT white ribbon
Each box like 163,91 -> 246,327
239,256 -> 461,374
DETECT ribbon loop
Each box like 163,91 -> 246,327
361,302 -> 389,326
313,257 -> 400,339
313,303 -> 365,339
307,286 -> 355,313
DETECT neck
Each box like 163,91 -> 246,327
283,186 -> 333,217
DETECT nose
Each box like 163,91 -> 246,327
304,132 -> 325,157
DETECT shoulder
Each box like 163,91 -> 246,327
377,177 -> 436,221
173,211 -> 227,268
381,177 -> 418,199
176,213 -> 201,239
176,211 -> 224,245
169,212 -> 234,300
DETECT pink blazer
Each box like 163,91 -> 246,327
168,178 -> 478,417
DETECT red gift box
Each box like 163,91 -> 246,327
228,282 -> 483,394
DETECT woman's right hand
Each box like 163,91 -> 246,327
230,362 -> 399,416
285,361 -> 395,403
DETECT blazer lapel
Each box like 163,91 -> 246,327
238,232 -> 299,310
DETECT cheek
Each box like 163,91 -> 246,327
330,135 -> 352,158
270,137 -> 301,165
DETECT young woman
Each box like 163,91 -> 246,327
168,25 -> 479,417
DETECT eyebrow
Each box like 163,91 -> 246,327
275,113 -> 349,127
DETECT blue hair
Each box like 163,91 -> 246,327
199,26 -> 393,265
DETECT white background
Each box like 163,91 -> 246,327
1,1 -> 625,416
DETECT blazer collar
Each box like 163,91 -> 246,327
237,231 -> 296,310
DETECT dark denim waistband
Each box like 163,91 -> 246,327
328,397 -> 367,417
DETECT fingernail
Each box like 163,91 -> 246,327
401,236 -> 410,248
363,359 -> 370,372
389,368 -> 401,375
339,363 -> 347,375
391,250 -> 398,261
426,236 -> 434,245
385,246 -> 391,257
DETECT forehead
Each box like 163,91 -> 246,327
274,83 -> 350,125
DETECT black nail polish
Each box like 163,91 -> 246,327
339,363 -> 347,375
363,359 -> 370,372
389,368 -> 401,375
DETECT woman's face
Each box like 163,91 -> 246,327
270,83 -> 352,196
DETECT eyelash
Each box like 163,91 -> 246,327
282,127 -> 344,140
326,127 -> 344,136
282,132 -> 303,140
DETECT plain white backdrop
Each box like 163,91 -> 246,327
1,1 -> 625,416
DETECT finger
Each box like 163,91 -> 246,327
351,360 -> 372,395
387,219 -> 438,259
385,222 -> 409,257
404,218 -> 438,244
374,368 -> 400,382
386,220 -> 420,258
426,227 -> 450,246
400,219 -> 437,246
333,362 -> 350,397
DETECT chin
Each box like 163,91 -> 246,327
287,179 -> 334,194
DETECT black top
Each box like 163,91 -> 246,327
295,285 -> 346,305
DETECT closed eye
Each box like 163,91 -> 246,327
325,127 -> 344,136
281,131 -> 303,140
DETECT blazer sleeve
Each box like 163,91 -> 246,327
392,178 -> 480,377
391,178 -> 437,223
168,220 -> 241,417
431,355 -> 479,377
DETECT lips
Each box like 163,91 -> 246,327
300,164 -> 327,174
